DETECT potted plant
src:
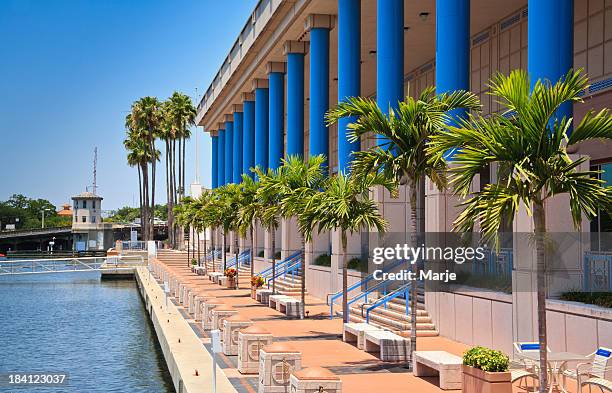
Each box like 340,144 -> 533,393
191,258 -> 197,271
462,346 -> 511,393
224,268 -> 237,289
250,275 -> 264,299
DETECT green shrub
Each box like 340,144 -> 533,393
313,254 -> 331,267
191,258 -> 197,266
347,257 -> 367,272
463,346 -> 509,372
257,250 -> 264,258
274,251 -> 282,260
560,291 -> 612,308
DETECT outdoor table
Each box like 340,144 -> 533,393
518,351 -> 589,393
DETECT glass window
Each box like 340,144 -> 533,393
82,200 -> 87,209
82,216 -> 86,223
91,216 -> 96,223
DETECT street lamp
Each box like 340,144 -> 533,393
41,208 -> 51,229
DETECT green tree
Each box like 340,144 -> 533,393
327,87 -> 480,361
161,92 -> 196,248
428,69 -> 612,392
256,155 -> 328,318
128,96 -> 163,240
299,172 -> 389,323
236,174 -> 261,281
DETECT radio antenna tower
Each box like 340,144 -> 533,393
92,147 -> 98,195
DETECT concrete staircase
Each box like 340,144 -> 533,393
342,290 -> 438,338
157,249 -> 190,266
244,264 -> 307,296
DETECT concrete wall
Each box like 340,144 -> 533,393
425,290 -> 612,365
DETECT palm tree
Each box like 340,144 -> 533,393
428,69 -> 612,392
256,155 -> 328,318
215,184 -> 242,274
162,92 -> 196,248
298,172 -> 390,323
326,87 -> 480,361
173,197 -> 193,266
129,97 -> 163,240
124,116 -> 160,241
194,190 -> 214,267
253,167 -> 283,294
236,174 -> 261,282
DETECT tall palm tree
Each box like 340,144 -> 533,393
257,155 -> 328,318
298,172 -> 390,323
124,116 -> 160,241
326,87 -> 480,361
163,92 -> 196,248
129,97 -> 163,240
428,69 -> 612,392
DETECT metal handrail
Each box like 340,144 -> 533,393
0,255 -> 145,276
332,279 -> 396,321
258,250 -> 301,279
266,257 -> 302,288
327,258 -> 409,319
365,283 -> 412,323
226,249 -> 250,269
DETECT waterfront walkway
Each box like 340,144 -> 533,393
148,250 -> 581,393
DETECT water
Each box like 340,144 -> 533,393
0,272 -> 175,392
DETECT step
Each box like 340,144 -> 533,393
348,307 -> 435,331
346,314 -> 439,337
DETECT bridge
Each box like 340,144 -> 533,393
0,227 -> 72,253
0,255 -> 147,276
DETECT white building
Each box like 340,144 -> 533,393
71,191 -> 113,251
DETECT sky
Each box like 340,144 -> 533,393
0,0 -> 258,210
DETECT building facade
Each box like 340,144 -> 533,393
71,192 -> 113,251
196,0 -> 612,353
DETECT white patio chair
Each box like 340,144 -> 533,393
581,377 -> 612,392
509,360 -> 539,392
514,342 -> 551,374
561,347 -> 612,392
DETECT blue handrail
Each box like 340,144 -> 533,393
328,258 -> 409,319
258,251 -> 301,279
267,257 -> 302,288
226,250 -> 250,269
365,283 -> 412,323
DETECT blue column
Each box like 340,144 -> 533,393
233,111 -> 243,182
528,0 -> 574,120
254,87 -> 269,170
436,0 -> 469,120
243,99 -> 255,176
286,52 -> 304,157
338,0 -> 361,171
218,129 -> 225,186
309,27 -> 330,159
224,120 -> 233,184
212,134 -> 219,188
376,0 -> 404,146
269,70 -> 285,169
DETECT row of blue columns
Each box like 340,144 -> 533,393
212,0 -> 574,187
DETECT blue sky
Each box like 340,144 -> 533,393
0,0 -> 257,210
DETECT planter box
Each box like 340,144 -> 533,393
226,277 -> 236,289
462,365 -> 511,393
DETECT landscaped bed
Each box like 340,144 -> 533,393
560,291 -> 612,308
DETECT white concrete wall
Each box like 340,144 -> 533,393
426,290 -> 612,366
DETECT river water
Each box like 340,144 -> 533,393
0,272 -> 174,392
